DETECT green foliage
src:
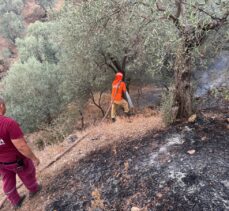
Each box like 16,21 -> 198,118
152,0 -> 229,66
1,20 -> 62,132
2,0 -> 228,131
37,103 -> 80,147
0,0 -> 24,15
0,49 -> 12,59
58,54 -> 113,105
50,0 -> 229,123
212,88 -> 229,101
16,21 -> 59,63
36,0 -> 56,10
56,0 -> 165,104
3,57 -> 62,132
0,11 -> 25,43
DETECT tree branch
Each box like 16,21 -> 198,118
200,10 -> 229,32
121,54 -> 127,71
156,0 -> 182,30
109,54 -> 122,71
100,51 -> 117,73
89,89 -> 105,117
78,109 -> 85,130
175,0 -> 182,18
98,89 -> 106,108
181,1 -> 225,20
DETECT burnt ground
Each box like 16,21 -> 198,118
45,109 -> 229,211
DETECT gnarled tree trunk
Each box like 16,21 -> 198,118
174,46 -> 192,118
156,0 -> 228,121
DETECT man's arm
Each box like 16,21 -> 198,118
8,119 -> 40,167
12,138 -> 40,167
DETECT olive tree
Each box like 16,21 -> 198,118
0,11 -> 25,43
2,57 -> 62,132
148,0 -> 229,118
56,0 -> 172,114
57,0 -> 229,120
16,21 -> 59,64
0,0 -> 24,15
1,20 -> 62,132
35,0 -> 56,12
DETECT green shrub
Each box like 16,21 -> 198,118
0,12 -> 25,43
212,87 -> 229,101
36,0 -> 56,10
37,103 -> 80,147
0,0 -> 24,15
16,21 -> 59,64
3,57 -> 62,132
34,138 -> 45,151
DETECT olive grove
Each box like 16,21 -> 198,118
1,0 -> 228,131
59,0 -> 228,118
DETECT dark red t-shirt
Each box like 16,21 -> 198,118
0,115 -> 25,162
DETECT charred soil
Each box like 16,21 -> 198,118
45,109 -> 229,211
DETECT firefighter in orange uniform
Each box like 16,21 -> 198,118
111,72 -> 129,122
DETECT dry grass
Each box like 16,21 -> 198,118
1,85 -> 163,210
0,111 -> 164,211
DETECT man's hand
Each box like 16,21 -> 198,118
12,137 -> 40,166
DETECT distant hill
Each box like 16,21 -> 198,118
0,0 -> 64,78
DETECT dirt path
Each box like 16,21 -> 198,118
1,112 -> 164,210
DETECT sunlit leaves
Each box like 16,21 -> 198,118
0,11 -> 25,43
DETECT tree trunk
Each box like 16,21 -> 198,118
174,46 -> 193,118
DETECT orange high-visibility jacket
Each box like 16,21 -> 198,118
111,73 -> 126,101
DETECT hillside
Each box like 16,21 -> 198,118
0,107 -> 228,211
0,0 -> 228,210
45,109 -> 228,211
1,108 -> 164,210
0,0 -> 64,76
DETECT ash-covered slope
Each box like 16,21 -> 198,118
45,109 -> 229,211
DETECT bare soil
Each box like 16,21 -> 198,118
1,111 -> 164,211
1,108 -> 225,211
44,109 -> 229,211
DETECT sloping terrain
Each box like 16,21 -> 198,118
0,0 -> 64,75
1,111 -> 164,211
0,105 -> 228,211
44,109 -> 229,211
2,108 -> 223,211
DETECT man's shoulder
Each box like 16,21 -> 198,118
0,116 -> 18,125
121,81 -> 126,86
112,80 -> 126,88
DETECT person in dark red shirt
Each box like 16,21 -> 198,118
0,97 -> 41,208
